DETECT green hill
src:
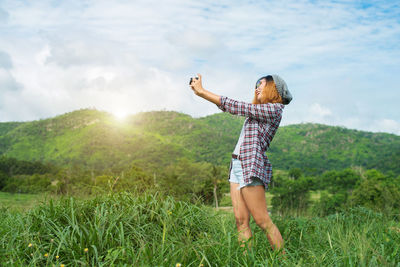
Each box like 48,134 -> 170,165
0,108 -> 399,175
0,122 -> 24,136
269,123 -> 400,174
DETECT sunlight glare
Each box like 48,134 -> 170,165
112,110 -> 128,121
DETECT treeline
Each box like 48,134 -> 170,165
271,168 -> 400,216
2,155 -> 400,215
0,156 -> 59,192
0,156 -> 227,206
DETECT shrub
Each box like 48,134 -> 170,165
349,177 -> 400,213
312,191 -> 346,216
271,176 -> 313,215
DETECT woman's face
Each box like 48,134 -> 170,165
255,78 -> 267,102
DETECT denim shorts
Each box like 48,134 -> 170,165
229,158 -> 264,190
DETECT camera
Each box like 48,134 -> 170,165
189,77 -> 199,85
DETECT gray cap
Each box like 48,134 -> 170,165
271,74 -> 292,105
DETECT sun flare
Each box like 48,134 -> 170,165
112,110 -> 128,120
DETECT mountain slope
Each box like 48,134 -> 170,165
0,109 -> 398,175
268,123 -> 400,174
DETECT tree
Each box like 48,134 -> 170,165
271,175 -> 314,214
349,169 -> 400,212
319,169 -> 361,193
289,168 -> 302,180
157,159 -> 225,204
312,191 -> 346,216
211,165 -> 220,208
0,171 -> 7,190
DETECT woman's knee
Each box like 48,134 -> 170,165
254,216 -> 273,230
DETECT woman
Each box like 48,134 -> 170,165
189,73 -> 292,253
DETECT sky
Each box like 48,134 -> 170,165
0,0 -> 399,135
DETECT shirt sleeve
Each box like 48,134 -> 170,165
216,96 -> 283,123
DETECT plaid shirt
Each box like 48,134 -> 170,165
217,96 -> 284,190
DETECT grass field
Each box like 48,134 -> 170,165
0,191 -> 93,212
219,191 -> 320,210
1,191 -> 399,266
0,191 -> 318,212
0,192 -> 59,212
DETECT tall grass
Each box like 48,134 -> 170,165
0,191 -> 399,266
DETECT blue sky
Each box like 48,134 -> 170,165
0,0 -> 399,135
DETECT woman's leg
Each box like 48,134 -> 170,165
230,182 -> 252,248
241,185 -> 284,251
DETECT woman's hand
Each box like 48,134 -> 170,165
189,73 -> 205,96
189,73 -> 221,105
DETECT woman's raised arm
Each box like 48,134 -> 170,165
189,73 -> 283,122
217,96 -> 283,123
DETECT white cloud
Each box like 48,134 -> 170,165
0,51 -> 23,113
374,119 -> 400,135
309,103 -> 332,118
0,7 -> 8,23
0,51 -> 12,69
0,0 -> 399,135
46,40 -> 114,68
0,69 -> 21,92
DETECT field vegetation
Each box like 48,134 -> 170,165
1,109 -> 399,265
1,191 -> 400,266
